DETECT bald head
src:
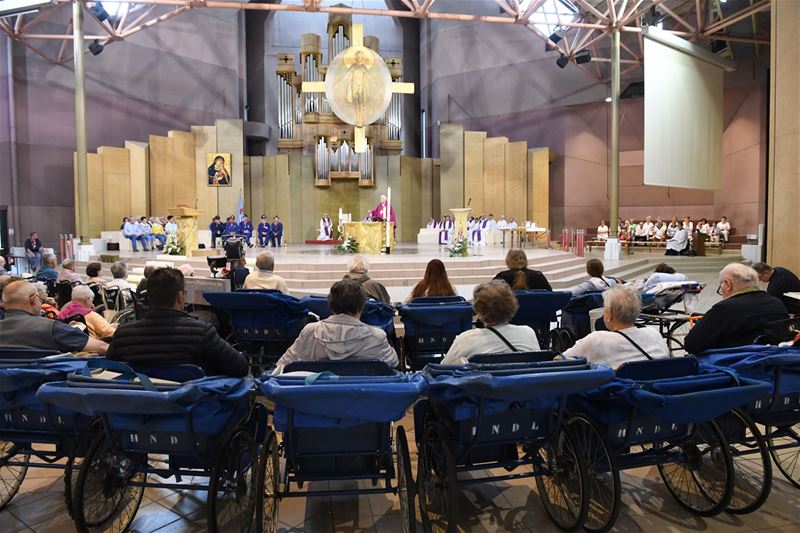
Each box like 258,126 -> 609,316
719,263 -> 759,298
2,281 -> 39,314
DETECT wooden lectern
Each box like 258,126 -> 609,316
449,207 -> 473,240
168,206 -> 203,257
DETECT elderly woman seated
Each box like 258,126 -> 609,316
563,287 -> 668,368
58,284 -> 117,340
274,278 -> 398,373
441,280 -> 540,366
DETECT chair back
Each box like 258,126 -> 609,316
300,296 -> 333,320
470,351 -> 557,365
408,295 -> 466,305
282,359 -> 395,376
87,282 -> 104,307
561,291 -> 605,340
397,299 -> 473,370
511,290 -> 572,348
753,316 -> 800,346
616,356 -> 699,381
0,348 -> 61,360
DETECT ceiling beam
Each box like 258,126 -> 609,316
574,0 -> 610,23
660,3 -> 695,33
704,0 -> 770,36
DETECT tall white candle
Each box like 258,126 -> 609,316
385,187 -> 391,249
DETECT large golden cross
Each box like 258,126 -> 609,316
302,24 -> 414,153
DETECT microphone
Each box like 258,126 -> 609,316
467,197 -> 472,207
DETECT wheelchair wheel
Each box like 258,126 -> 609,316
395,425 -> 417,533
209,427 -> 258,533
74,437 -> 145,533
765,422 -> 800,488
417,422 -> 458,533
256,430 -> 279,533
657,421 -> 733,516
550,328 -> 576,353
65,418 -> 104,517
567,416 -> 619,532
534,426 -> 589,532
0,440 -> 29,510
716,410 -> 772,514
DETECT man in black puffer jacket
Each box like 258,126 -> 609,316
108,267 -> 249,377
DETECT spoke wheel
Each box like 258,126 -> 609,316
716,410 -> 772,514
0,440 -> 28,510
567,416 -> 619,532
417,422 -> 458,533
534,426 -> 589,532
65,418 -> 104,517
74,437 -> 145,533
255,430 -> 279,533
209,427 -> 258,533
396,425 -> 417,533
657,421 -> 733,517
766,422 -> 800,489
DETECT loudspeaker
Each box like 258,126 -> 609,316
107,242 -> 120,251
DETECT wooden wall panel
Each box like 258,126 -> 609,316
387,155 -> 402,238
432,160 -> 441,220
285,153 -> 304,244
420,158 -> 433,225
483,137 -> 507,218
528,148 -> 551,229
464,131 -> 486,213
168,130 -> 196,210
216,119 -> 244,218
191,125 -> 218,220
97,147 -> 131,231
299,154 -> 317,241
86,153 -> 105,238
439,124 -> 465,214
249,156 -> 265,219
125,141 -> 149,217
243,157 -> 252,218
148,135 -> 172,216
505,141 -> 527,223
400,156 -> 422,242
262,155 -> 277,222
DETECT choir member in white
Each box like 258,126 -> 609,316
318,213 -> 333,240
716,216 -> 731,242
595,215 -> 732,246
496,216 -> 508,230
597,220 -> 609,241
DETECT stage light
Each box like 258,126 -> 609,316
545,28 -> 565,52
207,256 -> 227,277
90,2 -> 109,22
0,0 -> 56,18
556,54 -> 569,69
88,40 -> 104,56
575,49 -> 592,65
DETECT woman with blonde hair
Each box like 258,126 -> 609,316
406,259 -> 457,303
493,249 -> 552,291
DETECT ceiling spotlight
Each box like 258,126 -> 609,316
556,54 -> 569,69
643,6 -> 663,27
89,2 -> 109,22
575,49 -> 592,65
88,39 -> 104,56
605,96 -> 612,103
545,27 -> 565,52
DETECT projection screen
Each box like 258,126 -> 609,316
643,28 -> 733,190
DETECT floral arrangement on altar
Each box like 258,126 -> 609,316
164,234 -> 186,256
337,235 -> 359,254
448,235 -> 469,257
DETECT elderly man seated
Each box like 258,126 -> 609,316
441,280 -> 540,366
684,264 -> 789,354
274,279 -> 398,373
58,285 -> 116,340
107,268 -> 248,377
0,280 -> 108,354
563,287 -> 669,368
35,254 -> 58,282
344,255 -> 391,303
56,258 -> 82,284
243,251 -> 288,292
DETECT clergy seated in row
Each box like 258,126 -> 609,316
685,264 -> 789,354
0,280 -> 109,354
243,251 -> 288,293
441,281 -> 540,366
570,259 -> 619,296
274,279 -> 398,374
107,267 -> 249,377
563,287 -> 669,368
343,256 -> 391,304
493,249 -> 552,291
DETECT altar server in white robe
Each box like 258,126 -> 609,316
426,218 -> 438,229
716,216 -> 731,242
496,216 -> 508,230
507,218 -> 518,229
318,213 -> 333,240
470,216 -> 485,246
597,221 -> 610,241
665,227 -> 689,255
485,214 -> 498,244
439,215 -> 454,245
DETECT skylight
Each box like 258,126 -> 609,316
521,0 -> 579,35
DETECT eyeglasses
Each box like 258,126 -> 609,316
716,283 -> 723,296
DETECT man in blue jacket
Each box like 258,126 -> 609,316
270,216 -> 284,247
223,216 -> 239,243
257,215 -> 272,247
239,214 -> 254,248
209,216 -> 224,248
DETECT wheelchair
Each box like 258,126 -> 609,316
636,282 -> 704,355
397,297 -> 473,370
258,360 -> 425,533
700,345 -> 800,514
0,354 -> 97,515
37,359 -> 266,533
414,353 -> 614,532
566,356 -> 770,532
510,290 -> 572,349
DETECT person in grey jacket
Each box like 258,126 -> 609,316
274,279 -> 398,373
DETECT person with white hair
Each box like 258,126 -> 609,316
107,262 -> 134,292
684,263 -> 789,354
563,287 -> 668,368
58,284 -> 117,340
343,255 -> 391,303
56,258 -> 82,284
243,251 -> 288,292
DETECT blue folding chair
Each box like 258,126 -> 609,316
550,292 -> 605,351
511,290 -> 572,349
258,362 -> 425,533
204,290 -> 311,371
38,358 -> 264,532
568,356 -> 771,530
397,298 -> 474,370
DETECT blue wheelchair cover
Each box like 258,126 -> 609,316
397,301 -> 473,334
697,344 -> 800,396
574,360 -> 771,425
362,300 -> 395,332
259,371 -> 426,430
512,290 -> 572,323
421,360 -> 614,422
300,296 -> 333,320
203,290 -> 309,332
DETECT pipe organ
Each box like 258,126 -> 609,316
276,11 -> 403,188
